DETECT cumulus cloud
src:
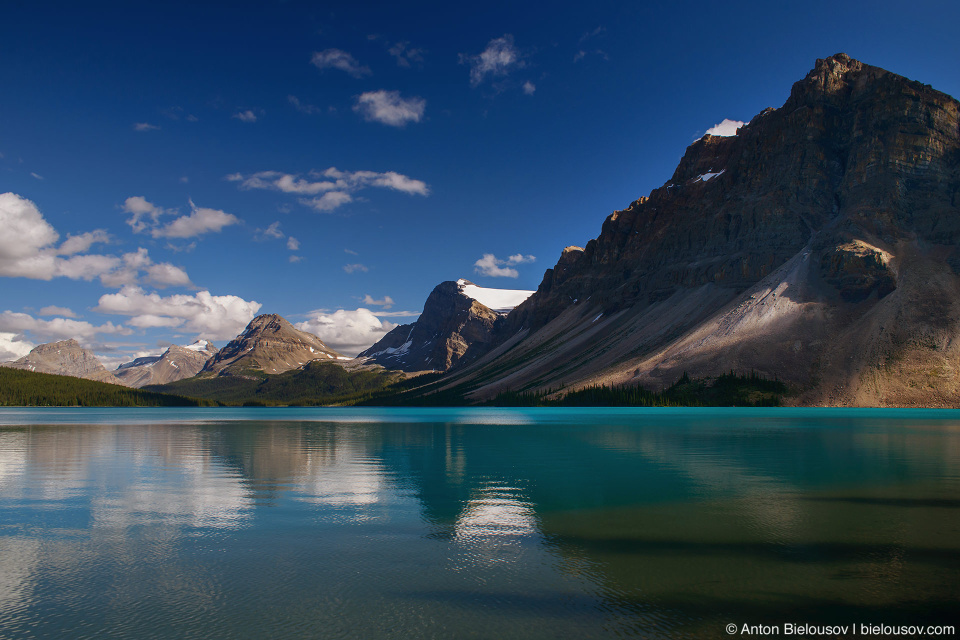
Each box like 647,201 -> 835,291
0,311 -> 130,343
58,229 -> 110,255
145,263 -> 192,288
311,49 -> 371,78
153,203 -> 239,239
124,196 -> 239,239
296,308 -> 396,357
353,90 -> 425,127
302,192 -> 353,212
133,122 -> 160,132
462,35 -> 523,86
230,167 -> 428,213
474,253 -> 536,278
122,196 -> 167,233
289,255 -> 302,263
0,331 -> 34,362
343,263 -> 368,274
0,193 -> 182,286
388,41 -> 424,68
38,306 -> 76,318
233,110 -> 258,123
286,237 -> 300,251
0,192 -> 60,278
361,295 -> 394,309
94,286 -> 262,340
704,119 -> 744,137
522,81 -> 536,95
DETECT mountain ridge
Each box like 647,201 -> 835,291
433,53 -> 960,406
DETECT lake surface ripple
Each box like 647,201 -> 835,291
0,407 -> 958,639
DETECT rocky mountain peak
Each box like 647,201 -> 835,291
114,340 -> 220,388
202,313 -> 342,376
359,279 -> 534,372
446,54 -> 960,406
2,339 -> 125,386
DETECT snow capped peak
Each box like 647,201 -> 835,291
457,279 -> 535,313
184,339 -> 212,352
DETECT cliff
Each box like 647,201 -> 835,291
448,54 -> 960,406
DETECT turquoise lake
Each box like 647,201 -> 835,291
0,407 -> 958,639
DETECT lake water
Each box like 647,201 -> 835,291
0,407 -> 958,639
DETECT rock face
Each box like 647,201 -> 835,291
449,54 -> 960,406
2,339 -> 124,385
114,340 -> 218,387
358,280 -> 533,372
202,314 -> 342,376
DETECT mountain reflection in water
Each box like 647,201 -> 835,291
0,408 -> 958,639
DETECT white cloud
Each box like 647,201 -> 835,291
54,254 -> 122,281
0,332 -> 34,362
343,263 -> 368,274
30,172 -> 43,180
38,306 -> 76,318
94,286 -> 262,340
133,122 -> 160,132
506,254 -> 536,265
344,248 -> 358,256
0,311 -> 129,342
371,310 -> 420,318
310,49 -> 371,78
152,202 -> 239,239
124,197 -> 239,239
704,119 -> 744,137
145,263 -> 192,288
296,308 -> 396,357
233,167 -> 429,205
361,295 -> 394,309
463,35 -> 523,86
231,167 -> 428,213
58,229 -> 110,255
233,110 -> 258,123
286,237 -> 300,251
522,81 -> 536,95
303,192 -> 353,212
289,255 -> 302,263
388,41 -> 424,68
474,253 -> 537,278
0,194 -> 132,283
122,196 -> 167,233
0,192 -> 60,278
257,221 -> 285,240
353,90 -> 425,127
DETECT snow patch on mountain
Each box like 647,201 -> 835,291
457,279 -> 534,313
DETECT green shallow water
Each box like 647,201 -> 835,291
0,408 -> 958,639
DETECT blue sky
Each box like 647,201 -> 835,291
2,0 -> 959,364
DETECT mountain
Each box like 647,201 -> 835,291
1,339 -> 126,386
439,54 -> 960,407
201,313 -> 343,376
358,279 -> 534,372
114,340 -> 218,388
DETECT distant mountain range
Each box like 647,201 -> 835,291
3,54 -> 959,407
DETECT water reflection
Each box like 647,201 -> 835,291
0,410 -> 958,638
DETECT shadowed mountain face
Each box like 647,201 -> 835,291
2,339 -> 125,385
114,341 -> 218,388
202,314 -> 342,377
449,54 -> 960,406
358,280 -> 532,372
